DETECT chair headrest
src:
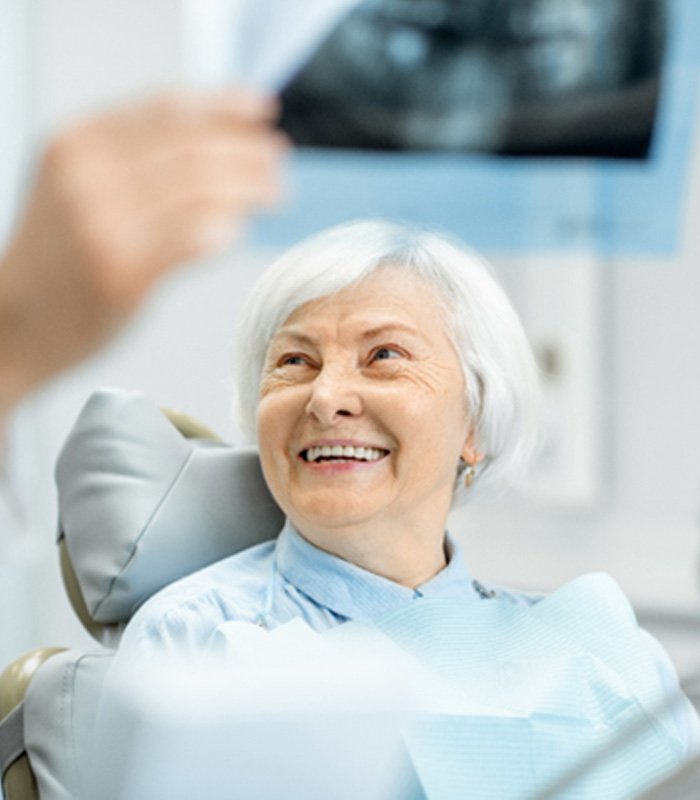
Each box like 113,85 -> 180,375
56,389 -> 284,637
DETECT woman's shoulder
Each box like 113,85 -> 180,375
119,538 -> 277,656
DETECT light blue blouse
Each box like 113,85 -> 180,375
115,520 -> 700,796
119,520 -> 532,655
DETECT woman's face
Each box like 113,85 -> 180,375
256,267 -> 479,548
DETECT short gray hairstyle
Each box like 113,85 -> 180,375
234,219 -> 540,496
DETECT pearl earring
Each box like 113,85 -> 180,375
463,463 -> 476,488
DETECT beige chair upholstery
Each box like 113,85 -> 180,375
1,650 -> 65,800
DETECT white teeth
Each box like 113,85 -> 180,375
304,445 -> 386,463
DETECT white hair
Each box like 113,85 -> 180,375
234,219 -> 540,497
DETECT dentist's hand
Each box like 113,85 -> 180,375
0,90 -> 287,416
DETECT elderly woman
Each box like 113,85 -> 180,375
115,219 -> 698,795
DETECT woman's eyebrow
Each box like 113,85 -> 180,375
272,321 -> 423,347
360,322 -> 423,341
270,328 -> 316,348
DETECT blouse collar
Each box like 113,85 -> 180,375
274,519 -> 482,624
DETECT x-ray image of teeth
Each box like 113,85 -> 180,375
280,0 -> 666,158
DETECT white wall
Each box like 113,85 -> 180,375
457,143 -> 700,614
32,0 -> 184,132
1,1 -> 699,682
0,0 -> 30,244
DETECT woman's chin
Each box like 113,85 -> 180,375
288,490 -> 386,534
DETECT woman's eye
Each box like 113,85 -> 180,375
279,354 -> 310,367
371,346 -> 404,362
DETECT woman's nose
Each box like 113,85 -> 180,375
305,368 -> 363,426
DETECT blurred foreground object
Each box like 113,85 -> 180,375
0,89 -> 286,420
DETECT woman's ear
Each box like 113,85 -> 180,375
461,430 -> 484,466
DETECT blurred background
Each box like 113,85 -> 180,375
1,0 -> 699,711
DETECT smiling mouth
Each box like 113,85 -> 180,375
300,445 -> 389,463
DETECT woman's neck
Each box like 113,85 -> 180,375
291,518 -> 449,589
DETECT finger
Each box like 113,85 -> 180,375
81,91 -> 283,159
57,120 -> 286,239
126,129 -> 287,211
53,117 -> 288,221
147,183 -> 285,266
153,206 -> 247,267
193,88 -> 281,123
87,175 -> 286,304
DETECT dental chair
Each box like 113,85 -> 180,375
0,389 -> 284,800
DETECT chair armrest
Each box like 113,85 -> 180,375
1,649 -> 66,800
